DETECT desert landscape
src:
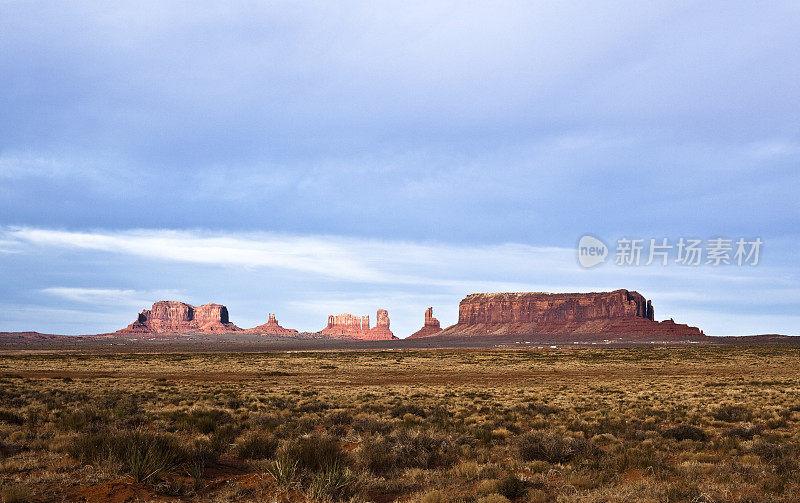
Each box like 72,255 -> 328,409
3,3 -> 797,502
2,347 -> 800,502
1,291 -> 799,502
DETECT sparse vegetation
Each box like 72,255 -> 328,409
0,347 -> 799,501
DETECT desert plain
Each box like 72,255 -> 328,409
1,346 -> 799,502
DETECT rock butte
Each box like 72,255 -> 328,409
245,313 -> 299,335
112,291 -> 703,341
117,301 -> 242,335
409,307 -> 443,338
318,309 -> 397,340
423,290 -> 705,339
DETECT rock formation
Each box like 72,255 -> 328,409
426,290 -> 704,340
371,309 -> 394,340
318,309 -> 396,340
409,307 -> 443,338
245,313 -> 299,335
117,301 -> 242,334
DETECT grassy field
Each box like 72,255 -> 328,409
1,346 -> 799,502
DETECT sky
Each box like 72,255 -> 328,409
1,2 -> 798,337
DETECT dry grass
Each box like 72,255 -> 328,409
0,346 -> 799,501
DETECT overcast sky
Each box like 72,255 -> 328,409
1,2 -> 798,336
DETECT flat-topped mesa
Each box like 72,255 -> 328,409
318,309 -> 396,340
245,313 -> 299,335
409,307 -> 443,338
117,301 -> 242,334
431,290 -> 704,340
458,290 -> 654,324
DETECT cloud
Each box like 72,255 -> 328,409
41,287 -> 182,307
3,226 -> 574,287
3,226 -> 789,292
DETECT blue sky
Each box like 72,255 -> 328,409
1,2 -> 798,336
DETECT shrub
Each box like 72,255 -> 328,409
67,430 -> 188,483
305,460 -> 356,501
352,416 -> 391,435
112,395 -> 140,418
359,429 -> 457,474
165,408 -> 231,434
516,433 -> 594,463
0,410 -> 23,425
390,403 -> 427,418
234,431 -> 278,460
124,433 -> 185,483
266,455 -> 298,489
662,425 -> 708,441
186,438 -> 216,489
326,410 -> 353,426
392,428 -> 456,470
451,460 -> 481,479
713,405 -> 751,422
225,397 -> 243,410
360,436 -> 396,475
750,440 -> 797,473
497,474 -> 527,499
280,434 -> 347,474
57,407 -> 105,431
725,422 -> 762,440
295,400 -> 329,413
209,423 -> 240,454
527,402 -> 559,416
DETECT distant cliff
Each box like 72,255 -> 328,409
117,301 -> 242,334
428,290 -> 705,339
318,309 -> 397,340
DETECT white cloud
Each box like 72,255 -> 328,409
4,226 -> 790,296
3,226 -> 574,287
41,287 -> 183,307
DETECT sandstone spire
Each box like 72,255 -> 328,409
409,307 -> 443,338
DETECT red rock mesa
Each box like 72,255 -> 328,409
318,309 -> 396,340
427,290 -> 704,339
245,313 -> 299,335
117,301 -> 241,334
409,307 -> 443,338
